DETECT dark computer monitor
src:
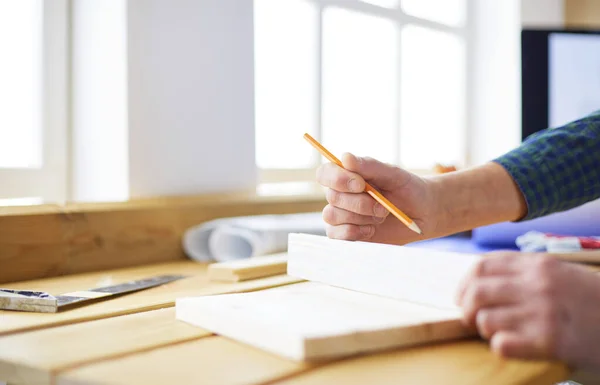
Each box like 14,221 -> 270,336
521,28 -> 600,140
471,29 -> 600,246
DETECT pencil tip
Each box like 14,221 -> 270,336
409,222 -> 423,235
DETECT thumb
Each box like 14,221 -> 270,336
341,153 -> 411,191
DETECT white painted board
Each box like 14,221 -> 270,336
287,233 -> 482,310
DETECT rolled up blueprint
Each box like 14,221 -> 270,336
472,199 -> 600,247
182,212 -> 326,262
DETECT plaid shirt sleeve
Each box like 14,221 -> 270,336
493,110 -> 600,221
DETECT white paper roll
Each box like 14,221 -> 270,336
182,212 -> 326,262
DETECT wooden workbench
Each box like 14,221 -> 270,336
0,260 -> 571,385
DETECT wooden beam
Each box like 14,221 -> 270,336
565,0 -> 600,28
0,189 -> 325,284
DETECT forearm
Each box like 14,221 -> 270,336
429,110 -> 600,235
430,163 -> 527,234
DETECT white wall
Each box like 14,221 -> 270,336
71,0 -> 128,202
521,0 -> 564,27
71,0 -> 256,201
126,0 -> 256,198
469,0 -> 521,165
469,0 -> 564,165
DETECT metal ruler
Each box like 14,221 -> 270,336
0,274 -> 186,313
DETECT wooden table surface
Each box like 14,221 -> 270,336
0,261 -> 570,385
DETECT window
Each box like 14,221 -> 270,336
0,0 -> 68,203
254,0 -> 468,180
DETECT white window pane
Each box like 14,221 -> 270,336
360,0 -> 399,9
254,0 -> 318,169
402,0 -> 465,27
0,0 -> 43,168
400,25 -> 465,169
322,7 -> 397,164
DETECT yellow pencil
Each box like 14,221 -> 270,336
303,133 -> 423,235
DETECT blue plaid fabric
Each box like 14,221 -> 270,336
493,110 -> 600,221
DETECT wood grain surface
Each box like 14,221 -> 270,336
275,340 -> 569,385
0,189 -> 325,284
57,336 -> 314,385
208,253 -> 288,282
176,282 -> 474,361
565,0 -> 600,28
0,308 -> 211,385
55,337 -> 568,385
0,262 -> 570,385
0,261 -> 301,336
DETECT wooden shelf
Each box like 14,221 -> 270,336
0,187 -> 326,284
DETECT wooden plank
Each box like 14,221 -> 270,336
273,340 -> 569,385
0,261 -> 301,336
0,308 -> 211,385
0,188 -> 325,284
176,282 -> 474,361
54,337 -> 569,385
208,253 -> 288,282
56,336 -> 314,385
287,233 -> 481,309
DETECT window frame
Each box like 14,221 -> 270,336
0,0 -> 69,203
255,0 -> 470,183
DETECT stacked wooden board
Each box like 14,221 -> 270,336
0,258 -> 570,384
176,234 -> 483,361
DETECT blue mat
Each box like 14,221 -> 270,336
407,234 -> 518,254
472,200 -> 600,247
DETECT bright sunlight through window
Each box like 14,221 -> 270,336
254,0 -> 467,175
0,0 -> 43,168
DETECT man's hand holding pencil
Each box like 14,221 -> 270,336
306,132 -> 442,245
